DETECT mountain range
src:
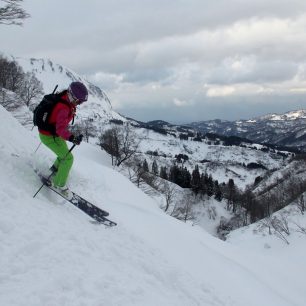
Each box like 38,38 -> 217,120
187,110 -> 306,150
133,110 -> 306,152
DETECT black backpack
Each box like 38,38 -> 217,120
33,85 -> 72,135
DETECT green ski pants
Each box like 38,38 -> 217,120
39,133 -> 74,187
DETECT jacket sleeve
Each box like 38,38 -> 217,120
55,107 -> 73,140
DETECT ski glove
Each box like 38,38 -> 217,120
69,134 -> 83,145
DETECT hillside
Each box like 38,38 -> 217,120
1,104 -> 306,306
120,123 -> 288,189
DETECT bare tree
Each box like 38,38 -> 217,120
133,162 -> 148,188
260,217 -> 273,235
0,55 -> 8,87
207,206 -> 217,220
99,124 -> 141,167
292,221 -> 306,235
297,194 -> 305,215
260,214 -> 290,244
71,118 -> 96,143
99,127 -> 120,166
0,55 -> 44,111
0,87 -> 19,110
18,71 -> 43,108
0,0 -> 30,26
160,181 -> 176,212
0,57 -> 24,92
116,124 -> 141,166
82,118 -> 96,142
272,218 -> 290,245
126,157 -> 149,188
171,193 -> 195,222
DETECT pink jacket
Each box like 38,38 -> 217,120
39,93 -> 76,140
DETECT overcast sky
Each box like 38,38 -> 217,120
2,0 -> 306,123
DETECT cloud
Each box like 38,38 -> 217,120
206,86 -> 236,97
173,98 -> 192,107
88,72 -> 124,90
1,0 -> 306,122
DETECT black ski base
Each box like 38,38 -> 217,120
39,175 -> 117,227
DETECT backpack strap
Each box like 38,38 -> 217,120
56,93 -> 75,126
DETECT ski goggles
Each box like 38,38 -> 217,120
67,89 -> 83,104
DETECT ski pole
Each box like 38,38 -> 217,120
33,144 -> 76,198
52,84 -> 58,94
34,142 -> 42,154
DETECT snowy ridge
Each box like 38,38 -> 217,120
189,109 -> 306,150
12,56 -> 124,122
259,110 -> 306,121
1,106 -> 306,305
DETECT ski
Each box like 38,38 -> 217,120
37,174 -> 117,227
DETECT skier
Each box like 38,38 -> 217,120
38,81 -> 88,198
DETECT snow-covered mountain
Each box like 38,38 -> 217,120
1,102 -> 306,306
188,110 -> 306,150
12,56 -> 124,123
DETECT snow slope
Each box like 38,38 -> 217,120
0,105 -> 305,306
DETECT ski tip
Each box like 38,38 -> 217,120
91,217 -> 117,227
